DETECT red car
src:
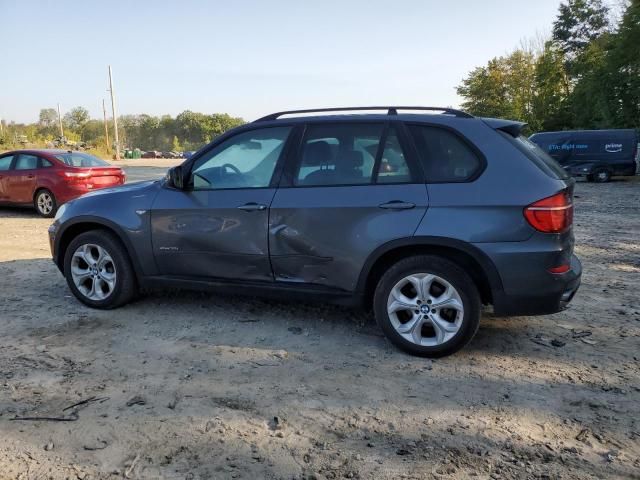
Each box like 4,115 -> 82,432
0,149 -> 126,217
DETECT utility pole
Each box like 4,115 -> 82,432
108,65 -> 120,160
102,98 -> 110,153
57,103 -> 64,138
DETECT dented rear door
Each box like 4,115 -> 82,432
268,121 -> 428,292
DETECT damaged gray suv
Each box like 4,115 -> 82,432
49,106 -> 581,357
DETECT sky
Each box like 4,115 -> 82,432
1,0 -> 568,124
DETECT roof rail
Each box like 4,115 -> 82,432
254,106 -> 473,122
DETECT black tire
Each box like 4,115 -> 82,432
34,189 -> 57,218
592,168 -> 611,183
373,255 -> 481,357
63,230 -> 137,309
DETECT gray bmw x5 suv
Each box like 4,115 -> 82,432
49,106 -> 581,357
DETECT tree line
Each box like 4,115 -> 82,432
0,108 -> 245,153
457,0 -> 639,132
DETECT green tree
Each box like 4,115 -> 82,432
602,0 -> 640,128
38,108 -> 57,128
80,119 -> 106,144
63,106 -> 90,132
457,49 -> 537,126
38,108 -> 59,138
172,135 -> 182,151
456,59 -> 514,119
552,0 -> 610,60
533,42 -> 572,130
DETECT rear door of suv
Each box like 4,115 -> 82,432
268,120 -> 428,292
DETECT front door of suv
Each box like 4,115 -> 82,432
269,121 -> 428,292
151,125 -> 292,281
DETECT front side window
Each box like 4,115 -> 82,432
190,126 -> 291,190
15,154 -> 39,170
0,155 -> 13,171
409,126 -> 482,182
295,123 -> 384,186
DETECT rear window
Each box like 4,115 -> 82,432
54,152 -> 110,167
502,132 -> 569,180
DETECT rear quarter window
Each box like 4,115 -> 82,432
504,132 -> 569,180
408,125 -> 483,182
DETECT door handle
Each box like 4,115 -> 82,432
378,201 -> 416,210
237,202 -> 267,212
27,175 -> 35,179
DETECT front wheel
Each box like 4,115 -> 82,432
63,230 -> 137,309
373,255 -> 481,357
592,168 -> 611,183
34,189 -> 57,217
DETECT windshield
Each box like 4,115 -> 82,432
54,152 -> 110,167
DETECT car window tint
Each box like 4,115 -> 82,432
376,127 -> 411,184
41,158 -> 53,168
0,155 -> 13,171
54,152 -> 109,167
503,132 -> 569,180
191,126 -> 291,190
15,154 -> 39,170
295,123 -> 384,186
409,126 -> 481,182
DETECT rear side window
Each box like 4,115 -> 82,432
409,125 -> 482,182
0,155 -> 13,171
504,133 -> 569,180
295,123 -> 384,186
377,128 -> 412,183
41,158 -> 53,168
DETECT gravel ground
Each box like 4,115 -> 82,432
0,167 -> 638,479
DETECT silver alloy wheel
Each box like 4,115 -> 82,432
387,273 -> 464,347
37,192 -> 53,215
70,244 -> 117,301
597,171 -> 609,181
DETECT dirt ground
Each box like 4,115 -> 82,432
0,165 -> 638,480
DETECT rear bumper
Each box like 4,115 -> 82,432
56,181 -> 124,205
492,254 -> 582,316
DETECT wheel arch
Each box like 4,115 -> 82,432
55,217 -> 143,283
357,236 -> 503,308
33,186 -> 53,202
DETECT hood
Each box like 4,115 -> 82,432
80,179 -> 159,199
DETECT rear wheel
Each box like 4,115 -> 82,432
63,230 -> 137,309
373,255 -> 481,357
34,189 -> 57,217
592,168 -> 611,183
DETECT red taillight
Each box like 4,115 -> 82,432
524,190 -> 573,233
57,171 -> 91,182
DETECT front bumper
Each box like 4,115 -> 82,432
492,254 -> 582,316
48,222 -> 61,270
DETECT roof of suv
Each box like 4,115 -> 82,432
254,106 -> 473,122
248,107 -> 528,139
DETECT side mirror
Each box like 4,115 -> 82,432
168,165 -> 186,189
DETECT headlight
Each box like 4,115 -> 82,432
583,168 -> 589,172
54,203 -> 67,221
